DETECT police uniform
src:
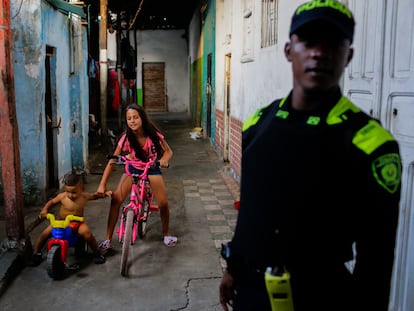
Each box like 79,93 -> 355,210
226,90 -> 402,311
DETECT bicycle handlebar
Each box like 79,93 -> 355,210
107,154 -> 169,168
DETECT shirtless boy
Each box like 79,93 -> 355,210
29,172 -> 112,266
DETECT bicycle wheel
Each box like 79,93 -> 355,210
138,199 -> 150,238
118,205 -> 127,243
120,208 -> 134,276
47,245 -> 65,280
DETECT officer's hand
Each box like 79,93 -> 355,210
220,270 -> 235,311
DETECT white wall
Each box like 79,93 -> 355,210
135,30 -> 190,113
189,13 -> 202,62
215,0 -> 300,123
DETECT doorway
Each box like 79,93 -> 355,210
223,54 -> 231,162
206,53 -> 212,137
45,46 -> 59,196
142,62 -> 166,111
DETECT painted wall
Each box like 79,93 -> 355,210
135,30 -> 190,114
188,8 -> 203,126
70,18 -> 89,171
9,0 -> 88,204
213,0 -> 298,181
201,0 -> 216,140
190,58 -> 203,126
216,0 -> 295,122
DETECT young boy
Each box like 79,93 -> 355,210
29,172 -> 112,266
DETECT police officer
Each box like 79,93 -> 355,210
219,1 -> 402,310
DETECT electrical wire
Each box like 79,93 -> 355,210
127,0 -> 145,31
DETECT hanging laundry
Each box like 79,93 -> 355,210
112,79 -> 121,111
88,56 -> 99,79
121,37 -> 136,80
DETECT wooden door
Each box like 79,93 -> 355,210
142,62 -> 166,111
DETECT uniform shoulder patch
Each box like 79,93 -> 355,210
372,153 -> 402,194
242,108 -> 263,132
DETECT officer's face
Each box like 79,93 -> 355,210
285,22 -> 353,93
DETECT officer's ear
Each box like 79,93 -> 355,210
285,41 -> 292,62
345,47 -> 354,67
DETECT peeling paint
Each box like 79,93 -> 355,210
12,1 -> 89,203
24,63 -> 40,79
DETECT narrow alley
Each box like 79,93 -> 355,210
0,116 -> 239,311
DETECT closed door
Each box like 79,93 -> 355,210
142,62 -> 166,111
344,1 -> 414,310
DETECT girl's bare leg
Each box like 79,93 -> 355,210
149,175 -> 171,238
105,174 -> 132,242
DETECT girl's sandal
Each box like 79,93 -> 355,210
163,236 -> 177,247
98,239 -> 113,255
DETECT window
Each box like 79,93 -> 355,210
261,0 -> 278,48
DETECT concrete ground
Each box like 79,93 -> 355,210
0,115 -> 240,310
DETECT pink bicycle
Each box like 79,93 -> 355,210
110,155 -> 160,276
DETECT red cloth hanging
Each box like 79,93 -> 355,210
112,79 -> 121,111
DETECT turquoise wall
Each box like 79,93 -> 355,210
202,0 -> 216,141
10,0 -> 88,204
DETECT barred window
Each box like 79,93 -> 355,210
261,0 -> 278,48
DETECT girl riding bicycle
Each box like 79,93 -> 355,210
97,104 -> 176,253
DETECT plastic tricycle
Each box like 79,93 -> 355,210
45,213 -> 87,279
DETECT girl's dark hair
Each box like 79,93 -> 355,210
124,104 -> 163,160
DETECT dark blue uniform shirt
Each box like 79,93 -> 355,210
229,90 -> 402,311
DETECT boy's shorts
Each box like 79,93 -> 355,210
69,220 -> 85,232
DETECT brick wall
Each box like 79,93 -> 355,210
229,117 -> 242,179
215,109 -> 225,152
215,108 -> 242,183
